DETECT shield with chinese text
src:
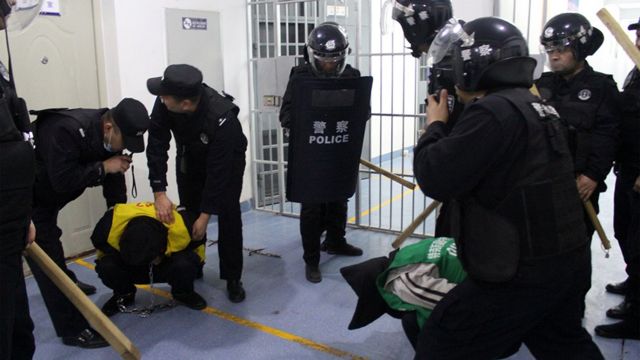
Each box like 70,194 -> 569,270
286,76 -> 373,203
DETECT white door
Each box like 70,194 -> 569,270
0,0 -> 104,257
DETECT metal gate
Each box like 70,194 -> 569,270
247,0 -> 437,236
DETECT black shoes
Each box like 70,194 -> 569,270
305,265 -> 322,283
76,280 -> 97,295
606,300 -> 633,320
605,278 -> 629,295
62,328 -> 109,348
595,319 -> 640,340
321,241 -> 363,256
227,280 -> 246,303
101,292 -> 136,317
173,291 -> 207,310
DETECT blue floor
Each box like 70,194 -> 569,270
26,172 -> 639,359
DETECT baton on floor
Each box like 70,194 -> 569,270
392,200 -> 441,249
359,158 -> 416,190
25,243 -> 141,360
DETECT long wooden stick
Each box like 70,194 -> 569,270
359,158 -> 416,190
584,200 -> 611,250
392,201 -> 441,249
597,8 -> 640,71
25,243 -> 141,360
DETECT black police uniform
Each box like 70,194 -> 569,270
280,63 -> 360,267
0,61 -> 36,360
535,63 -> 620,235
413,88 -> 603,359
147,85 -> 247,282
29,108 -> 126,338
612,67 -> 640,321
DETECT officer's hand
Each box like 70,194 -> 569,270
154,192 -> 175,224
426,89 -> 449,127
576,174 -> 597,202
26,220 -> 36,246
192,213 -> 211,241
102,155 -> 132,174
634,176 -> 640,193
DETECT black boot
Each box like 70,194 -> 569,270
101,292 -> 136,317
305,264 -> 322,283
62,328 -> 109,348
76,280 -> 97,295
594,319 -> 640,340
173,291 -> 207,310
605,278 -> 629,295
606,300 -> 633,320
227,280 -> 246,303
321,240 -> 363,256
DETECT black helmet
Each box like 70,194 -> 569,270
449,17 -> 536,92
540,13 -> 604,61
391,0 -> 453,58
306,22 -> 350,77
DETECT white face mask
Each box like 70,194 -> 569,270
103,129 -> 114,152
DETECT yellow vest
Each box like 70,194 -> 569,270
98,202 -> 205,262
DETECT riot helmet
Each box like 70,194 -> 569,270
540,13 -> 604,61
428,17 -> 536,92
388,0 -> 453,58
306,22 -> 350,78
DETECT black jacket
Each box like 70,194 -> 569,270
33,108 -> 126,209
147,85 -> 247,215
279,63 -> 361,129
535,63 -> 620,189
618,68 -> 640,174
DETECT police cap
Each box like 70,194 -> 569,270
147,64 -> 203,98
111,98 -> 150,153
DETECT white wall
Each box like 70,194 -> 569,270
96,0 -> 252,205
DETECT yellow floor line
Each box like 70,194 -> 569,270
348,184 -> 418,224
74,259 -> 367,360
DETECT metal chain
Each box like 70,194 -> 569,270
117,263 -> 176,318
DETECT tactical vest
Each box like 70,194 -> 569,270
457,88 -> 586,283
176,86 -> 238,177
97,202 -> 205,262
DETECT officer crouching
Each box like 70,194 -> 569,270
92,203 -> 207,316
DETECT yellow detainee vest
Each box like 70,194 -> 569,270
103,202 -> 205,262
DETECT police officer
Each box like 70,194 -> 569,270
594,18 -> 640,340
92,203 -> 207,316
0,1 -> 38,358
146,64 -> 248,303
29,98 -> 149,348
280,22 -> 364,284
413,17 -> 603,358
536,13 -> 620,235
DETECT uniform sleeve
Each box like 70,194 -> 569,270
90,208 -> 117,255
200,113 -> 245,214
582,79 -> 620,183
102,173 -> 126,208
146,98 -> 172,193
413,106 -> 506,201
279,68 -> 297,129
42,125 -> 105,194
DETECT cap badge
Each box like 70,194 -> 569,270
326,40 -> 336,51
544,27 -> 554,38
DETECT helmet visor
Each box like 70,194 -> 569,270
540,38 -> 571,54
5,0 -> 42,32
427,18 -> 469,65
308,47 -> 347,77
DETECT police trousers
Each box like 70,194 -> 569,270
416,246 -> 603,360
300,200 -> 348,266
96,251 -> 201,295
614,169 -> 640,308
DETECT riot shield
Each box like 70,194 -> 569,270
286,76 -> 373,203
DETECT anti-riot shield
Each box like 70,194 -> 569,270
286,76 -> 373,203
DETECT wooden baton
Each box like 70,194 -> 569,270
392,200 -> 441,249
584,200 -> 612,250
25,243 -> 141,360
359,158 -> 416,190
597,8 -> 640,71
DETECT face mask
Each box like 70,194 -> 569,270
103,129 -> 114,152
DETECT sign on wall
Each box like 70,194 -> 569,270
182,17 -> 207,30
